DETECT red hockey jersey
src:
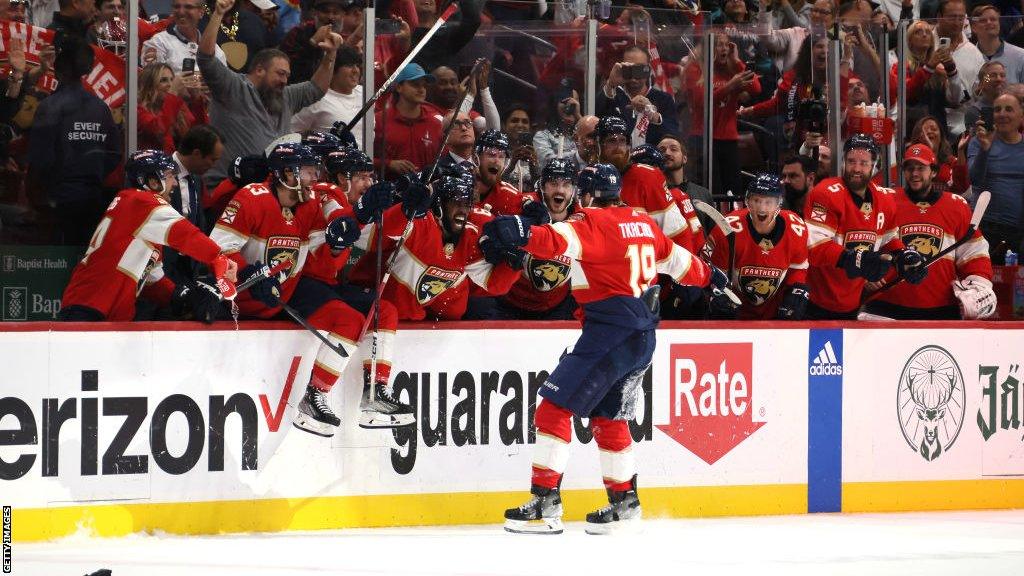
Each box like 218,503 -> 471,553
875,188 -> 992,309
301,182 -> 355,286
620,163 -> 689,245
707,208 -> 810,320
477,181 -> 528,216
667,185 -> 706,255
210,181 -> 327,318
348,204 -> 520,320
524,205 -> 711,304
62,189 -> 224,321
805,177 -> 904,313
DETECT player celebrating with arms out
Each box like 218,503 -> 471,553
804,135 -> 928,319
484,163 -> 735,535
707,172 -> 811,320
61,150 -> 237,322
862,144 -> 994,319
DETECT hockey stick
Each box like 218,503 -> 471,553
279,301 -> 349,358
693,199 -> 736,279
355,59 -> 485,341
236,260 -> 292,294
340,2 -> 460,133
862,190 -> 991,303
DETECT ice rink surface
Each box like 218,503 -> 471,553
12,510 -> 1024,576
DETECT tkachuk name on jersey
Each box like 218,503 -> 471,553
617,221 -> 655,240
809,341 -> 843,376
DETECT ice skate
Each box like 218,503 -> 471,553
585,475 -> 642,534
503,485 -> 564,535
358,383 -> 416,429
293,385 -> 340,437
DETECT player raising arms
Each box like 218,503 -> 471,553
61,150 -> 237,322
485,163 -> 734,535
211,142 -> 375,437
804,135 -> 928,319
863,145 -> 994,319
707,172 -> 811,320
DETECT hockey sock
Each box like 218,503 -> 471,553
592,417 -> 635,492
307,301 -> 363,392
361,300 -> 397,385
531,400 -> 573,489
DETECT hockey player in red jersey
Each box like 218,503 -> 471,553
302,145 -> 416,429
804,135 -> 929,319
596,117 -> 690,246
348,170 -> 521,321
707,172 -> 811,320
211,142 -> 411,437
61,150 -> 237,322
487,163 -> 736,535
863,145 -> 994,319
474,129 -> 530,216
629,144 -> 705,255
495,158 -> 579,319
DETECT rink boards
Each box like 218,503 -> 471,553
1,320 -> 1023,541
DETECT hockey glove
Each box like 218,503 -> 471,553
837,248 -> 891,282
953,275 -> 996,319
776,283 -> 810,320
520,199 -> 552,227
240,261 -> 282,308
170,280 -> 223,324
893,249 -> 928,285
353,181 -> 397,224
705,264 -> 740,314
330,121 -> 358,148
400,177 -> 432,219
483,215 -> 531,250
325,216 -> 361,250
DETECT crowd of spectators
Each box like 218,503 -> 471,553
0,0 -> 1022,321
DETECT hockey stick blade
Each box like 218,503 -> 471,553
280,302 -> 349,358
693,199 -> 733,237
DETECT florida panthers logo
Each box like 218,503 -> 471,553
266,236 -> 301,278
416,265 -> 461,304
737,266 -> 784,306
900,223 -> 943,258
527,254 -> 571,291
843,230 -> 877,252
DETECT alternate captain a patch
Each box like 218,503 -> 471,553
266,236 -> 301,277
416,265 -> 461,304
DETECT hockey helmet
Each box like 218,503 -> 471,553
474,129 -> 511,156
596,116 -> 629,142
230,154 -> 269,186
540,157 -> 579,186
325,147 -> 373,178
843,134 -> 879,160
630,144 -> 666,169
126,149 -> 177,193
302,130 -> 343,160
576,163 -> 621,199
745,172 -> 784,199
267,143 -> 320,199
434,170 -> 475,213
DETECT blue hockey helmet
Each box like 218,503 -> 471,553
302,130 -> 343,160
475,129 -> 510,156
324,147 -> 373,178
230,154 -> 269,186
745,172 -> 784,199
596,116 -> 628,142
576,163 -> 621,199
540,157 -> 579,186
267,143 -> 320,199
126,149 -> 177,192
630,144 -> 666,169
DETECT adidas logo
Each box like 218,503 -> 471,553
809,341 -> 843,376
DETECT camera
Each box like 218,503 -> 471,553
376,19 -> 402,35
798,95 -> 828,134
621,63 -> 651,81
559,100 -> 578,116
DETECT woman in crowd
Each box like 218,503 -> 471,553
137,63 -> 198,153
889,19 -> 963,133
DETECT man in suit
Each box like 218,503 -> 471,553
596,45 -> 678,147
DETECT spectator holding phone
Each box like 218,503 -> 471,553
144,0 -> 228,74
889,19 -> 964,134
598,45 -> 678,147
534,83 -> 580,168
137,63 -> 198,153
964,61 -> 1006,131
503,104 -> 538,192
936,0 -> 984,137
967,91 -> 1024,259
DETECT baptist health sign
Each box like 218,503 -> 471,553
0,246 -> 80,320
